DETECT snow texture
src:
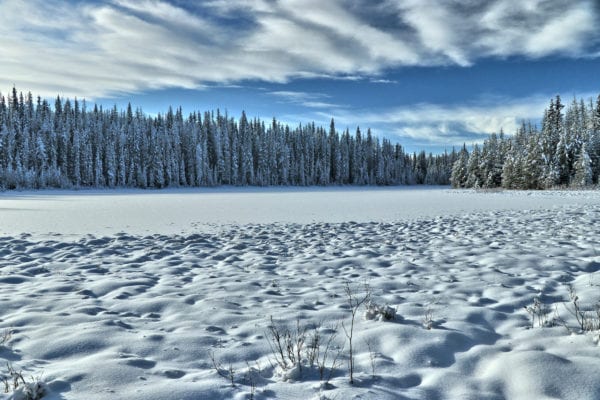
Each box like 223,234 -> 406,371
1,187 -> 600,399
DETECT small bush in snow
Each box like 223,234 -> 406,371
524,297 -> 551,328
364,338 -> 377,379
266,317 -> 308,378
342,280 -> 371,384
364,302 -> 396,321
313,387 -> 339,400
266,318 -> 342,384
2,364 -> 45,400
0,329 -> 12,347
7,381 -> 45,400
564,284 -> 600,333
422,307 -> 434,330
310,324 -> 343,385
209,351 -> 236,387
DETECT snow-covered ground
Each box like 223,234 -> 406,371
1,186 -> 599,237
1,187 -> 600,399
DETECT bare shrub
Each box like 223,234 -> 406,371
364,302 -> 396,321
524,297 -> 551,328
364,339 -> 376,379
422,307 -> 434,330
266,318 -> 342,384
1,363 -> 45,400
266,317 -> 307,376
564,285 -> 600,332
341,280 -> 371,384
0,329 -> 12,347
313,325 -> 343,385
209,351 -> 236,387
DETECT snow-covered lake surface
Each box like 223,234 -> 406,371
1,187 -> 600,399
1,186 -> 599,237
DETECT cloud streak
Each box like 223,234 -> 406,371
267,90 -> 344,109
307,94 -> 574,149
0,0 -> 598,97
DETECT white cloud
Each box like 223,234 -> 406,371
315,95 -> 561,147
267,90 -> 343,109
523,6 -> 595,57
370,78 -> 398,84
477,0 -> 597,58
280,91 -> 600,151
0,0 -> 598,98
398,0 -> 471,66
112,0 -> 211,33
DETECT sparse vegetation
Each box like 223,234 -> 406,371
1,363 -> 45,400
364,338 -> 377,379
422,307 -> 434,330
564,284 -> 600,332
265,317 -> 342,384
209,351 -> 236,387
342,280 -> 371,384
243,362 -> 258,400
312,325 -> 344,385
266,317 -> 308,378
0,329 -> 12,347
364,301 -> 396,321
525,297 -> 551,328
523,283 -> 600,334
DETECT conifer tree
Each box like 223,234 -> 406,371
450,144 -> 469,188
466,144 -> 482,188
573,143 -> 593,187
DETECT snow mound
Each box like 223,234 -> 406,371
0,189 -> 599,399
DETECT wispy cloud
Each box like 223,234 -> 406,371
311,94 -> 574,148
369,78 -> 398,84
0,0 -> 598,97
268,90 -> 344,109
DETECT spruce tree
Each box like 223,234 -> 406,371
450,144 -> 469,188
573,143 -> 593,187
466,144 -> 482,188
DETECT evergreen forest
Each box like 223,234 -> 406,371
1,88 -> 598,191
0,88 -> 454,190
451,95 -> 600,189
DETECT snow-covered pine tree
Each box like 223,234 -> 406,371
523,132 -> 544,189
573,143 -> 593,187
466,144 -> 482,188
450,144 -> 469,188
10,87 -> 600,192
590,95 -> 600,183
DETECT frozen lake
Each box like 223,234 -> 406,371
2,186 -> 599,237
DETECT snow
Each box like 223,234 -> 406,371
1,187 -> 600,399
1,186 -> 599,237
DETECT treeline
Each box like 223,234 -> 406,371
451,95 -> 600,189
0,88 -> 455,190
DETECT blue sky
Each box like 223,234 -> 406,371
1,0 -> 599,152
